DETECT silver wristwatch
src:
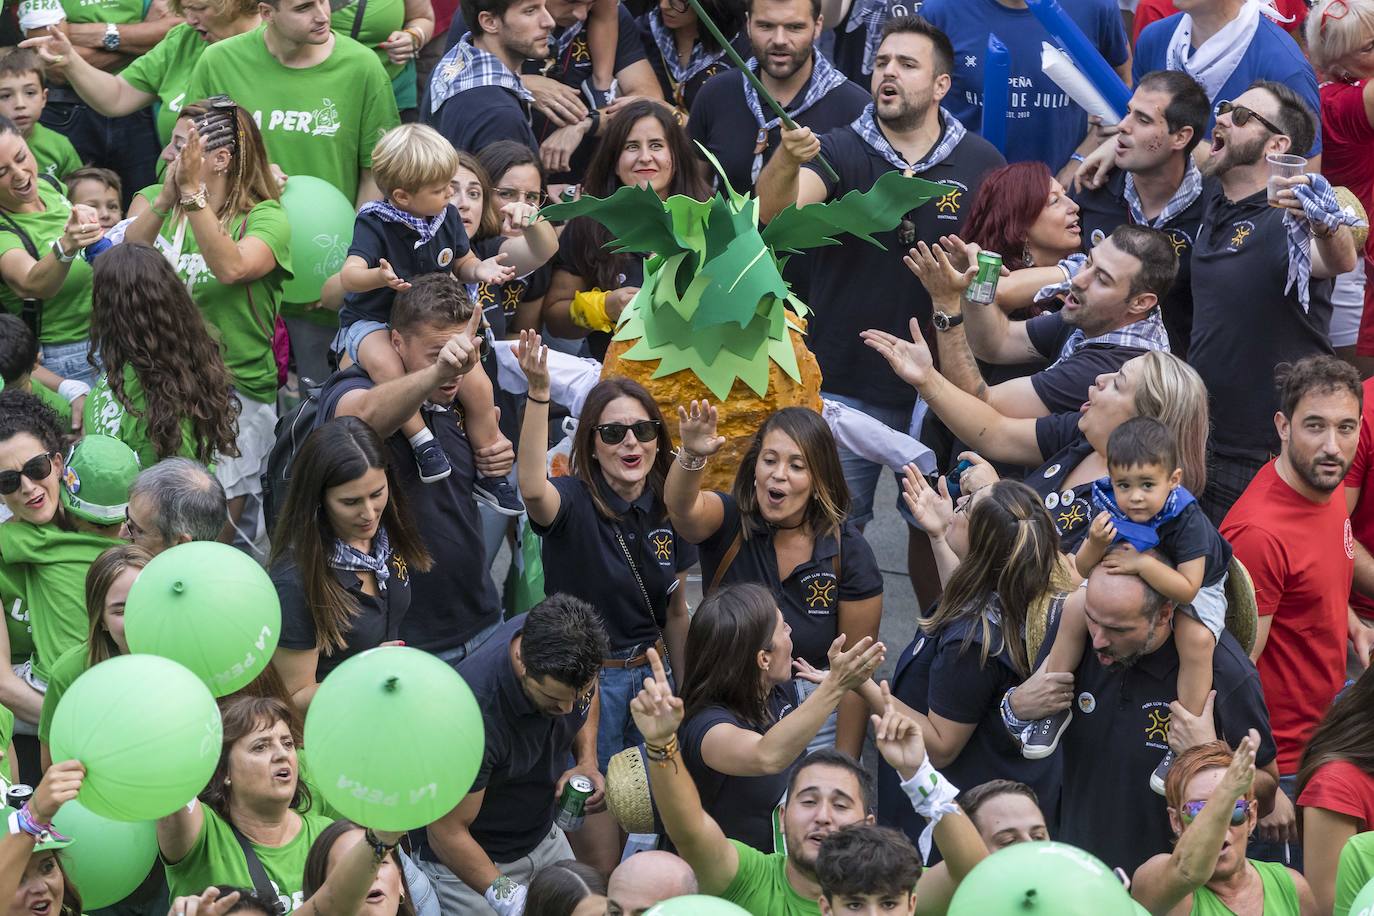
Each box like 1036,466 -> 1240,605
102,23 -> 121,51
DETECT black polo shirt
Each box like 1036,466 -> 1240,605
877,613 -> 1060,858
1190,180 -> 1334,459
341,206 -> 473,329
435,84 -> 540,156
1029,411 -> 1099,553
1073,171 -> 1203,356
1042,604 -> 1276,874
454,617 -> 591,861
696,493 -> 883,668
532,475 -> 697,650
802,122 -> 1004,408
1023,311 -> 1149,415
317,366 -> 502,653
472,236 -> 551,340
636,13 -> 749,112
680,683 -> 798,851
688,63 -> 870,194
272,552 -> 413,680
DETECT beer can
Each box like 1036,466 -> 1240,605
5,784 -> 33,811
965,250 -> 1003,305
554,775 -> 594,832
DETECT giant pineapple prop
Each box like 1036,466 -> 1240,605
543,155 -> 947,490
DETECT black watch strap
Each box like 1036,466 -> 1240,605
933,311 -> 964,331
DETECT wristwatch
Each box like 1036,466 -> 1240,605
102,23 -> 121,51
51,237 -> 75,263
932,310 -> 964,332
180,184 -> 209,211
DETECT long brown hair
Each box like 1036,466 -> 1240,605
88,243 -> 240,463
731,407 -> 849,540
268,418 -> 431,654
176,98 -> 279,223
1297,665 -> 1374,797
83,544 -> 152,669
302,819 -> 417,916
455,150 -> 502,240
918,481 -> 1059,678
571,376 -> 674,520
681,584 -> 778,730
201,695 -> 310,820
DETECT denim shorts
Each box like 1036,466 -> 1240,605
331,319 -> 390,365
41,339 -> 99,388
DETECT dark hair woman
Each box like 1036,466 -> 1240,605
676,583 -> 882,851
0,760 -> 86,916
666,403 -> 885,760
636,0 -> 747,118
268,417 -> 431,711
472,141 -> 558,342
300,818 -> 415,916
83,243 -> 240,468
544,100 -> 710,359
524,859 -> 607,916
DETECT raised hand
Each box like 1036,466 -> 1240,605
377,258 -> 412,293
30,759 -> 85,824
500,201 -> 538,234
19,27 -> 75,70
474,252 -> 516,285
779,125 -> 821,165
824,634 -> 886,693
1087,511 -> 1117,548
1218,729 -> 1259,803
871,682 -> 927,781
904,240 -> 976,303
168,888 -> 243,916
629,648 -> 683,745
862,318 -> 935,389
901,465 -> 954,541
517,329 -> 550,397
676,400 -> 726,457
61,205 -> 103,253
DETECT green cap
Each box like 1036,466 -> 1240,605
61,435 -> 140,526
0,806 -> 73,851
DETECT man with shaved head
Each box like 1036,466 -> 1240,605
607,851 -> 697,915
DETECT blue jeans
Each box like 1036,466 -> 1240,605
41,339 -> 98,388
822,391 -> 913,527
596,649 -> 674,771
432,618 -> 503,670
1247,773 -> 1302,872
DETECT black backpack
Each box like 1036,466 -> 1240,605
260,377 -> 324,535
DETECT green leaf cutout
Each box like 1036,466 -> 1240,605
761,172 -> 951,253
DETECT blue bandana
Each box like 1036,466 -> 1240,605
647,9 -> 728,88
741,54 -> 849,182
848,104 -> 966,174
1090,478 -> 1196,552
1284,171 -> 1368,314
329,525 -> 392,592
360,200 -> 447,248
430,33 -> 535,115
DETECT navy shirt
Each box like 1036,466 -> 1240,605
532,475 -> 697,649
272,553 -> 413,680
472,235 -> 550,340
803,122 -> 1004,407
1155,500 -> 1232,589
341,206 -> 473,329
1190,181 -> 1334,458
1073,172 -> 1203,356
637,12 -> 749,112
922,0 -> 1128,170
697,493 -> 883,667
435,84 -> 540,156
1024,311 -> 1150,414
1041,602 -> 1276,873
1030,411 -> 1099,553
680,684 -> 798,851
318,366 -> 503,652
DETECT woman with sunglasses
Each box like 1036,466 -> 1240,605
516,333 -> 695,872
667,402 -> 884,760
124,97 -> 290,553
636,0 -> 747,120
1132,735 -> 1316,915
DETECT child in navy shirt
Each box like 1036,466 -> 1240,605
338,125 -> 522,512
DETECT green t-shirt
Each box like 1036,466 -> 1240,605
0,177 -> 94,345
722,842 -> 821,916
85,363 -> 202,467
37,641 -> 87,744
1192,859 -> 1299,915
0,521 -> 120,683
57,0 -> 144,26
166,805 -> 334,912
26,125 -> 81,185
330,0 -> 404,79
121,22 -> 208,144
1335,832 -> 1374,916
185,26 -> 399,202
2,588 -> 33,666
138,189 -> 293,403
30,378 -> 72,427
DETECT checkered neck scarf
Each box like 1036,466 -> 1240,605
360,200 -> 447,248
430,33 -> 535,115
1124,161 -> 1203,228
742,54 -> 849,183
1283,172 -> 1367,313
329,526 -> 392,593
844,0 -> 903,76
551,20 -> 585,60
848,104 -> 966,174
1049,311 -> 1172,368
647,9 -> 729,85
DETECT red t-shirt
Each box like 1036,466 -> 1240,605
1345,378 -> 1374,618
1131,0 -> 1309,45
1297,760 -> 1374,830
1320,81 -> 1374,355
1221,462 -> 1355,774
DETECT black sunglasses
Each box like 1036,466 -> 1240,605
0,453 -> 54,495
1215,100 -> 1284,137
595,420 -> 661,445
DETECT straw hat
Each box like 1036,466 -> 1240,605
1223,555 -> 1258,658
1025,557 -> 1076,664
606,747 -> 656,835
1336,186 -> 1369,251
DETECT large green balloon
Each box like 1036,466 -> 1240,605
644,897 -> 750,915
50,654 -> 223,822
304,646 -> 484,832
279,175 -> 358,304
1350,876 -> 1374,916
124,541 -> 281,696
949,842 -> 1136,915
51,799 -> 158,908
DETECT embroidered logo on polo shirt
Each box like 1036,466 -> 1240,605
802,572 -> 838,613
1144,706 -> 1171,743
648,529 -> 674,564
1077,692 -> 1095,714
392,554 -> 409,582
1165,227 -> 1193,256
1227,221 -> 1254,251
1057,502 -> 1088,532
503,283 -> 524,313
1347,518 -> 1356,560
963,55 -> 977,69
571,35 -> 590,63
933,182 -> 967,220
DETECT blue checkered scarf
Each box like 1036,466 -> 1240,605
742,54 -> 849,182
430,33 -> 535,115
552,20 -> 585,61
360,200 -> 447,248
647,9 -> 729,86
848,103 -> 966,174
330,526 -> 392,593
1048,309 -> 1171,368
845,0 -> 915,75
1284,172 -> 1367,313
1090,478 -> 1196,553
1124,161 -> 1203,228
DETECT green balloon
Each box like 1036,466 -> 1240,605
949,842 -> 1137,915
124,541 -> 281,696
304,646 -> 484,832
644,897 -> 750,915
50,654 -> 223,822
1350,876 -> 1374,916
51,799 -> 158,908
279,174 -> 358,304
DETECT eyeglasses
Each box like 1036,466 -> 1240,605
123,506 -> 145,540
666,0 -> 690,12
1214,101 -> 1285,137
494,187 -> 547,207
1321,0 -> 1350,37
0,453 -> 55,495
1179,798 -> 1251,827
595,420 -> 661,445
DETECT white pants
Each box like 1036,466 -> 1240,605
416,825 -> 574,914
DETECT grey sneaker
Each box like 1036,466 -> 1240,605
1150,750 -> 1175,795
1021,709 -> 1072,760
474,475 -> 525,516
414,437 -> 453,483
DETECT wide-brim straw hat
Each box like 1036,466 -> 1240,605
1336,186 -> 1369,251
607,746 -> 656,835
1224,556 -> 1258,658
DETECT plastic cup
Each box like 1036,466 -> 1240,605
1267,153 -> 1307,207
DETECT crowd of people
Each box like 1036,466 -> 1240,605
1,0 -> 1374,912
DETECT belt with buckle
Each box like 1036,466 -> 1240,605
602,638 -> 665,669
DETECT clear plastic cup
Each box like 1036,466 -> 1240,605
1267,153 -> 1308,208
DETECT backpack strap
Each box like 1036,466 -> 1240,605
707,530 -> 743,595
227,820 -> 287,915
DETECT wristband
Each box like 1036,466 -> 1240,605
898,758 -> 961,863
1001,686 -> 1034,737
526,394 -> 550,404
675,448 -> 707,471
570,289 -> 614,332
1070,152 -> 1086,163
56,379 -> 90,403
12,804 -> 68,844
149,202 -> 170,220
485,876 -> 528,916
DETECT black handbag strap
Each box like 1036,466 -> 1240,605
351,0 -> 368,40
612,522 -> 669,664
0,174 -> 74,340
228,821 -> 287,915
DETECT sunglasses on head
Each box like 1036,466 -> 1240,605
0,453 -> 55,495
1180,798 -> 1251,827
1214,101 -> 1284,136
595,420 -> 661,445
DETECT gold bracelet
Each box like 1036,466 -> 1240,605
644,734 -> 679,765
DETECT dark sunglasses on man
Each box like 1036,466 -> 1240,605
1214,100 -> 1284,136
0,453 -> 56,495
595,420 -> 661,446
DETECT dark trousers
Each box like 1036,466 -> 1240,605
39,92 -> 161,207
1200,451 -> 1271,527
